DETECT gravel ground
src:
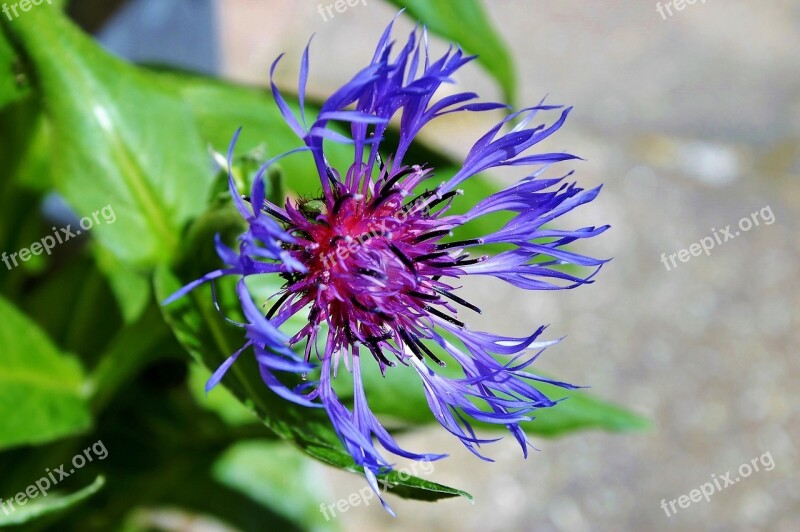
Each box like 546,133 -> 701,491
218,1 -> 800,530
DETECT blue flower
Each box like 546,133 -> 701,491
166,18 -> 608,514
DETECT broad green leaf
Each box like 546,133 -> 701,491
3,10 -> 212,267
389,0 -> 517,103
0,15 -> 36,109
213,440 -> 339,532
0,295 -> 91,450
0,476 -> 105,527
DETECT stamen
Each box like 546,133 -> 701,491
434,287 -> 482,314
397,327 -> 422,361
357,267 -> 387,280
403,189 -> 437,213
242,195 -> 291,224
265,291 -> 292,319
388,243 -> 418,278
351,296 -> 394,321
325,164 -> 338,187
375,150 -> 385,173
436,238 -> 484,250
413,251 -> 449,263
379,167 -> 415,195
423,305 -> 465,328
426,189 -> 462,210
454,255 -> 487,266
413,229 -> 451,243
407,289 -> 439,301
409,335 -> 447,367
365,331 -> 393,343
370,187 -> 402,210
333,193 -> 361,216
398,327 -> 446,367
366,340 -> 395,367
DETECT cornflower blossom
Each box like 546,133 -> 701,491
166,18 -> 608,514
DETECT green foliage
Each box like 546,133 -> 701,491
0,295 -> 91,451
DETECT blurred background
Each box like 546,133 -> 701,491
5,0 -> 799,530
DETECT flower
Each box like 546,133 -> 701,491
165,18 -> 608,513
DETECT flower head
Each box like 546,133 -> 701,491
166,18 -> 608,513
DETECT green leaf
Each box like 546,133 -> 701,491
0,476 -> 105,527
3,10 -> 212,267
388,0 -> 517,103
0,295 -> 91,450
213,440 -> 339,532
